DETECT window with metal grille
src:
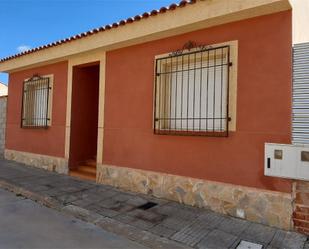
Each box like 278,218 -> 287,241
154,45 -> 230,136
21,75 -> 52,128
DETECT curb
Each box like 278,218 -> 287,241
0,179 -> 190,249
0,179 -> 63,210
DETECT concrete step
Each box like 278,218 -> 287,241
78,165 -> 96,174
83,159 -> 97,167
69,170 -> 96,181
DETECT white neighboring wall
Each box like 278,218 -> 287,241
0,83 -> 8,96
291,0 -> 309,44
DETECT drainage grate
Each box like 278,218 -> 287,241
236,240 -> 263,249
137,201 -> 158,210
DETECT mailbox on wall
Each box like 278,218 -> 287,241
265,143 -> 309,180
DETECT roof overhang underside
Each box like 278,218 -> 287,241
0,0 -> 291,73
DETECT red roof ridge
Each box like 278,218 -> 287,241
0,0 -> 196,63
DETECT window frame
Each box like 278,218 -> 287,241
21,74 -> 53,129
153,41 -> 238,137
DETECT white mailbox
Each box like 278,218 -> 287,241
265,143 -> 309,180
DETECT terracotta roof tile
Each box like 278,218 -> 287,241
0,0 -> 196,63
168,3 -> 178,10
142,12 -> 150,18
150,10 -> 158,16
159,7 -> 168,13
179,0 -> 188,7
126,17 -> 134,23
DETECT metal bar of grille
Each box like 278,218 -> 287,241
21,75 -> 50,128
206,50 -> 209,131
174,56 -> 178,130
154,45 -> 230,137
157,64 -> 230,75
154,59 -> 158,133
186,54 -> 190,131
226,47 -> 231,132
46,78 -> 50,127
169,57 -> 173,132
199,51 -> 203,131
220,48 -> 224,131
181,55 -> 184,130
213,49 -> 216,132
192,51 -> 196,131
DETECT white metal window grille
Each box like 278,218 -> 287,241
154,45 -> 231,136
293,42 -> 309,144
21,75 -> 51,128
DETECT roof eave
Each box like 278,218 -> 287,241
0,0 -> 291,73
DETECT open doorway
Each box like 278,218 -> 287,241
69,63 -> 99,181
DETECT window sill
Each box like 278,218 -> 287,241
21,125 -> 50,129
154,129 -> 228,137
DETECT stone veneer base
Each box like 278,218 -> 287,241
4,149 -> 68,174
97,164 -> 293,230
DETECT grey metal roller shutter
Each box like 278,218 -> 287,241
293,42 -> 309,144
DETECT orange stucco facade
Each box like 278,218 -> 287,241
103,11 -> 292,192
6,61 -> 68,158
4,11 -> 293,193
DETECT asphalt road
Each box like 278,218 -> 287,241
0,188 -> 147,249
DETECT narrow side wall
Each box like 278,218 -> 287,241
0,96 -> 7,157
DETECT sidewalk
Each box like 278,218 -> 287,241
0,159 -> 307,249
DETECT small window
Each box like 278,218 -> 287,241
154,45 -> 231,136
21,75 -> 52,128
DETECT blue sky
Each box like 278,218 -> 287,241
0,0 -> 174,84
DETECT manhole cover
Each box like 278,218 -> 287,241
236,240 -> 263,249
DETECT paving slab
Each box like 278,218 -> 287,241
170,211 -> 226,247
148,223 -> 178,238
96,198 -> 123,209
112,193 -> 134,202
239,222 -> 277,245
126,195 -> 149,206
160,216 -> 195,230
269,230 -> 307,249
197,229 -> 238,249
216,217 -> 250,236
88,204 -> 121,218
114,213 -> 155,230
127,208 -> 166,223
171,221 -> 212,247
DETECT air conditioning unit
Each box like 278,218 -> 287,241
265,143 -> 309,180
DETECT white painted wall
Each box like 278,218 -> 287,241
0,83 -> 8,96
290,0 -> 309,44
